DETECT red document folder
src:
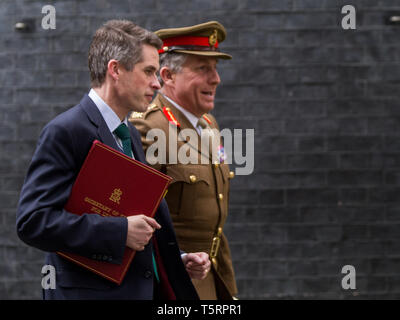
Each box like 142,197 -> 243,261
57,140 -> 172,285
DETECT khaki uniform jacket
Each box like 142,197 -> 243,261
130,93 -> 237,298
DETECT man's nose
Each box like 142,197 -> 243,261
151,74 -> 161,90
209,68 -> 220,85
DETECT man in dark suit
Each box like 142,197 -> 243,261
16,19 -> 210,300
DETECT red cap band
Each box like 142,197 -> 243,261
159,36 -> 219,54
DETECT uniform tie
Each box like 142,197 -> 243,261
197,117 -> 208,130
113,123 -> 160,283
197,117 -> 218,161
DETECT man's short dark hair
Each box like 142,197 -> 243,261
88,20 -> 162,88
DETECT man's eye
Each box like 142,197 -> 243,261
197,66 -> 208,73
197,65 -> 216,73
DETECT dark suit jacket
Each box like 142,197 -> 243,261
16,94 -> 199,300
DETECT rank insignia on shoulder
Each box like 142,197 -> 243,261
202,114 -> 212,124
163,106 -> 181,127
148,103 -> 157,111
129,111 -> 143,119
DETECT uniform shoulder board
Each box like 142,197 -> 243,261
147,103 -> 158,111
129,104 -> 159,120
130,111 -> 144,119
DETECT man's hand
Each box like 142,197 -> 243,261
126,215 -> 161,251
182,252 -> 211,280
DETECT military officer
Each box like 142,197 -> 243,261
130,21 -> 237,299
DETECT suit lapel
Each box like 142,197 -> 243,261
128,123 -> 146,163
80,94 -> 121,152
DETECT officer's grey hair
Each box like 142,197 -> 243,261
158,53 -> 188,86
88,19 -> 162,88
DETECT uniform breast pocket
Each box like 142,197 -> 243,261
165,164 -> 212,219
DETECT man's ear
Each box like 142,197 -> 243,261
159,66 -> 175,85
107,59 -> 120,81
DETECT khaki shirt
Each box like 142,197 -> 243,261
130,93 -> 237,298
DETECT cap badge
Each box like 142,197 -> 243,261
209,29 -> 218,47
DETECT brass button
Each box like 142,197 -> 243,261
229,171 -> 235,179
218,193 -> 223,200
189,175 -> 197,183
